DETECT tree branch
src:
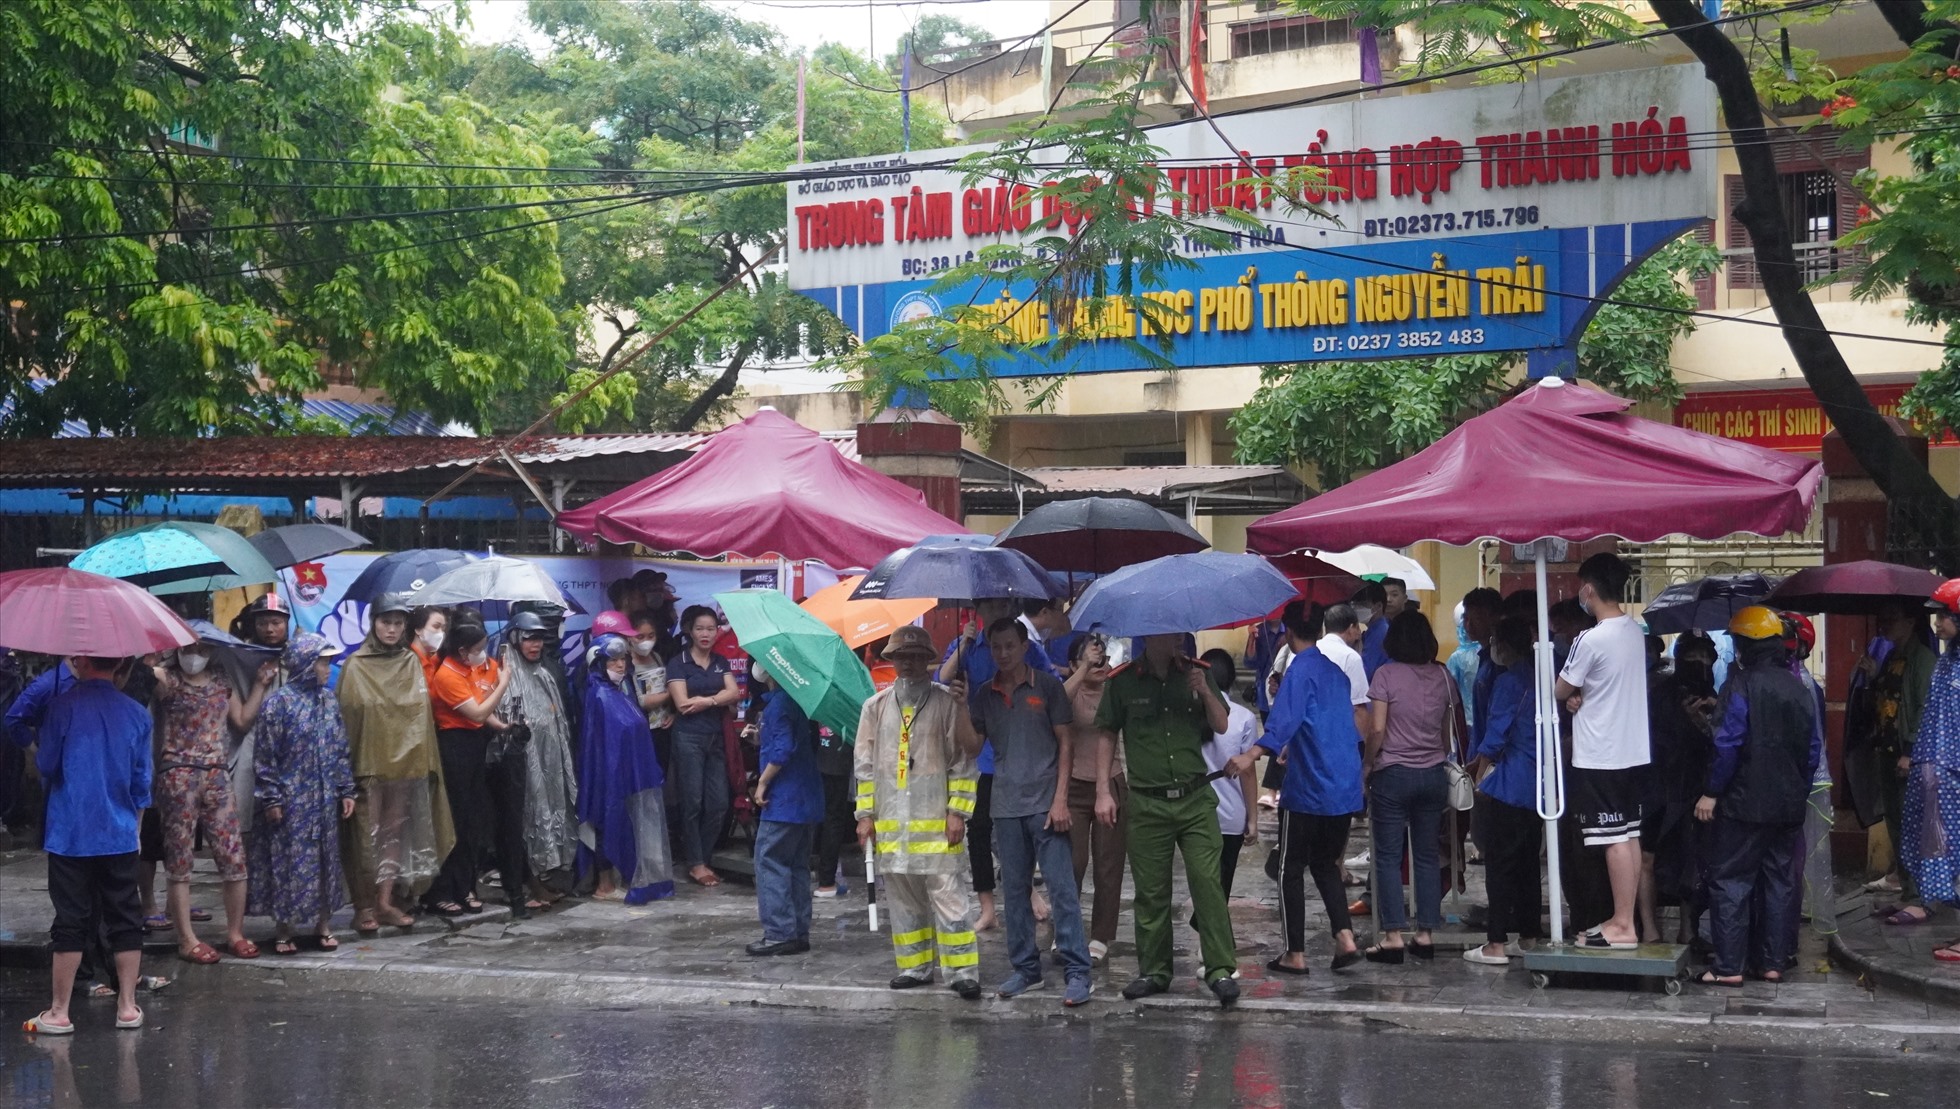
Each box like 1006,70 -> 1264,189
1654,0 -> 1960,569
667,336 -> 755,431
1874,1 -> 1954,49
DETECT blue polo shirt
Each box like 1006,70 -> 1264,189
1256,648 -> 1364,817
1472,661 -> 1539,811
38,679 -> 153,857
1360,616 -> 1390,678
757,689 -> 823,825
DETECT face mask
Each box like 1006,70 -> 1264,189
419,629 -> 445,653
178,653 -> 209,675
633,638 -> 657,657
1353,606 -> 1375,625
466,646 -> 489,667
1577,590 -> 1594,616
607,663 -> 629,684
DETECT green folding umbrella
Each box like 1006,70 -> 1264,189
714,589 -> 875,745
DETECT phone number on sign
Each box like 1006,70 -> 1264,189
1309,328 -> 1487,353
1361,206 -> 1540,238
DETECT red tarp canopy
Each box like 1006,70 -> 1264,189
1247,378 -> 1823,554
556,408 -> 970,568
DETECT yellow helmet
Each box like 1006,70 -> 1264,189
1728,605 -> 1786,641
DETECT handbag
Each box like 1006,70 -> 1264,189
1440,671 -> 1475,811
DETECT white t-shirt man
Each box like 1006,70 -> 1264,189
1316,632 -> 1370,707
1202,700 -> 1261,835
1558,614 -> 1651,770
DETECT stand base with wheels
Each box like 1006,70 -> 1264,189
1522,942 -> 1692,995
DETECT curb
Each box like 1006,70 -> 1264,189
197,953 -> 1960,1056
1829,932 -> 1960,1007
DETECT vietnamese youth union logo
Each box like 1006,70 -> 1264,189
890,291 -> 941,329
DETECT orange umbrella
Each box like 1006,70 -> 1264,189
801,575 -> 933,649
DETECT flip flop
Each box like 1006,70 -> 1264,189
225,939 -> 260,960
143,913 -> 170,930
1265,957 -> 1311,976
272,938 -> 299,956
1696,971 -> 1743,988
375,907 -> 417,928
189,907 -> 213,922
178,942 -> 221,965
1583,932 -> 1639,950
1884,907 -> 1931,926
1934,945 -> 1960,964
115,1006 -> 144,1030
313,933 -> 340,951
462,896 -> 485,913
354,913 -> 380,936
23,1011 -> 75,1035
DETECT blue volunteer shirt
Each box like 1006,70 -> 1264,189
1256,648 -> 1364,816
1472,661 -> 1540,811
1360,616 -> 1390,678
37,679 -> 153,857
941,636 -> 1054,776
757,689 -> 823,825
3,662 -> 75,748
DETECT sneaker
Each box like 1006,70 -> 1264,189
1463,945 -> 1510,966
997,971 -> 1046,998
1088,940 -> 1108,964
1344,850 -> 1371,870
1121,977 -> 1167,1000
813,886 -> 839,899
1063,979 -> 1093,1007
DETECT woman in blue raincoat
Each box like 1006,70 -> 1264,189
578,635 -> 675,904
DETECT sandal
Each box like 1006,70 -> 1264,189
355,911 -> 380,936
1363,943 -> 1406,965
523,898 -> 550,912
272,938 -> 299,956
313,933 -> 340,951
143,912 -> 170,931
225,938 -> 260,960
1265,957 -> 1311,976
24,1011 -> 75,1035
178,942 -> 221,965
189,907 -> 213,922
462,895 -> 485,913
1934,944 -> 1960,964
375,907 -> 417,928
426,900 -> 465,917
1696,970 -> 1743,988
1884,906 -> 1931,926
688,868 -> 722,888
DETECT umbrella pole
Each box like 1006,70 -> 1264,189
1530,544 -> 1569,947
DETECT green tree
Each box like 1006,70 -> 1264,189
1297,0 -> 1960,567
0,0 -> 572,437
885,14 -> 996,74
450,2 -> 941,432
1231,239 -> 1718,483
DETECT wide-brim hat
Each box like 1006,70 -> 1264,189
882,624 -> 937,659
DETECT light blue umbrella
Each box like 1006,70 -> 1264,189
1067,552 -> 1297,639
71,521 -> 279,595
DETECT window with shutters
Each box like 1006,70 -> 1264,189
1719,129 -> 1869,292
1690,218 -> 1716,309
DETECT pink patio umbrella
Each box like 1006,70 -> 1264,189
1246,377 -> 1823,945
556,408 -> 970,570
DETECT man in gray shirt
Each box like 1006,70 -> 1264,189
967,618 -> 1093,1006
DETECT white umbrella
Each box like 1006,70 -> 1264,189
1312,545 -> 1435,591
407,555 -> 567,607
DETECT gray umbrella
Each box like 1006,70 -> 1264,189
247,523 -> 369,569
407,555 -> 568,608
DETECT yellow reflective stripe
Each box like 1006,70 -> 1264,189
906,819 -> 946,833
946,798 -> 975,816
894,948 -> 936,969
873,820 -> 900,833
948,778 -> 977,794
876,841 -> 901,854
906,841 -> 957,854
893,927 -> 934,946
936,930 -> 976,947
856,780 -> 876,795
940,950 -> 979,968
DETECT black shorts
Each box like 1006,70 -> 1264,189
47,851 -> 145,954
1568,765 -> 1647,847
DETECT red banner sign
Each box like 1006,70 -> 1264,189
1673,383 -> 1953,452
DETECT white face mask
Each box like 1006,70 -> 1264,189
466,646 -> 489,667
1353,606 -> 1376,625
419,629 -> 445,653
607,663 -> 629,684
633,638 -> 657,657
178,653 -> 209,676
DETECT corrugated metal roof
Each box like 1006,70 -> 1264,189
0,379 -> 461,438
820,430 -> 860,462
506,433 -> 708,464
1017,466 -> 1296,496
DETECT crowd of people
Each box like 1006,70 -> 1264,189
10,551 -> 1960,1033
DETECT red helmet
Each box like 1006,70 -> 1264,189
1781,611 -> 1815,654
1933,579 -> 1960,616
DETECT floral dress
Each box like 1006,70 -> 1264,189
157,677 -> 246,882
247,634 -> 358,925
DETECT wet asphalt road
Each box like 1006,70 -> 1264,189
2,971 -> 1957,1108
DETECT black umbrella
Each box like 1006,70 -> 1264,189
1641,572 -> 1781,635
340,549 -> 476,606
849,536 -> 1057,605
995,496 -> 1210,575
247,523 -> 369,569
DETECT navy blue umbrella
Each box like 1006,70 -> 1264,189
1067,552 -> 1297,639
848,538 -> 1058,605
339,549 -> 478,607
1641,572 -> 1780,635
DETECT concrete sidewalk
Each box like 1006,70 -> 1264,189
6,835 -> 1960,1054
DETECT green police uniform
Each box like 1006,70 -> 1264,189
1094,659 -> 1238,986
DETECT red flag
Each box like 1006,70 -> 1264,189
1189,0 -> 1209,114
